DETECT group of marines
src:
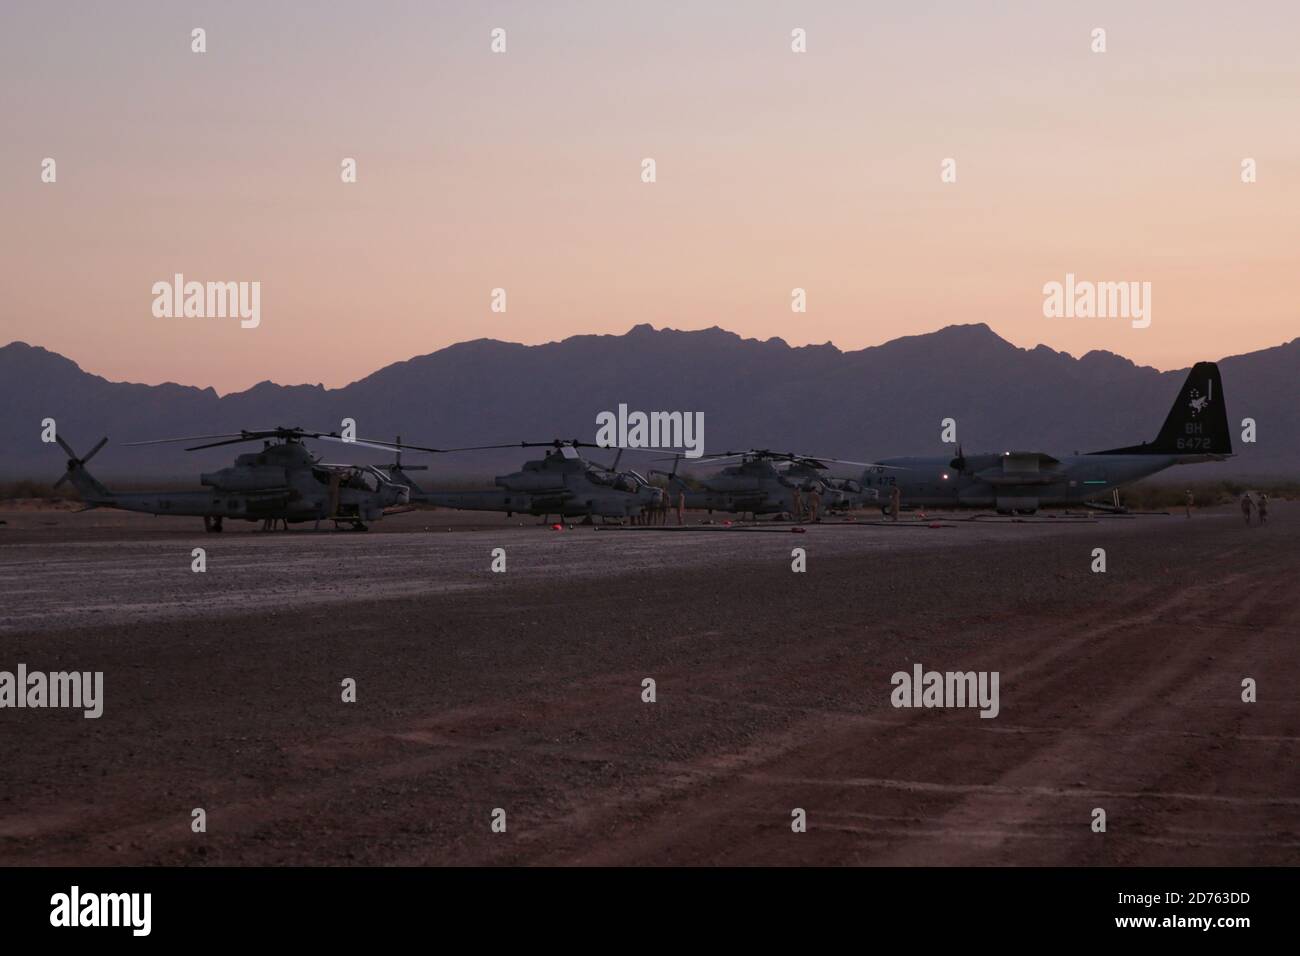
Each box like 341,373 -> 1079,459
629,489 -> 687,526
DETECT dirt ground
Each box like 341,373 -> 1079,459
0,504 -> 1295,865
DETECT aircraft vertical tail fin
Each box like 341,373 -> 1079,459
1093,362 -> 1232,457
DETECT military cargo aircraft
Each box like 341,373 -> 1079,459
52,427 -> 438,531
866,361 -> 1231,514
388,439 -> 665,522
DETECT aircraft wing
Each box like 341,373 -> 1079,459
971,451 -> 1065,486
1001,451 -> 1061,466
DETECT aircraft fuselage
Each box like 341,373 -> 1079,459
867,453 -> 1194,512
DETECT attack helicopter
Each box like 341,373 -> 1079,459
387,439 -> 666,522
654,449 -> 887,518
779,457 -> 876,512
51,427 -> 440,532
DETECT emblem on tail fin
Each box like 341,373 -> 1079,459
1187,380 -> 1213,416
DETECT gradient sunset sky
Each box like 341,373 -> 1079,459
2,1 -> 1297,393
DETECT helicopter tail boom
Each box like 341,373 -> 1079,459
384,464 -> 427,495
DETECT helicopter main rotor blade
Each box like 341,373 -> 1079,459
437,439 -> 603,453
436,443 -> 532,452
128,430 -> 290,451
311,434 -> 444,454
812,457 -> 908,469
183,437 -> 266,451
682,453 -> 750,466
123,433 -> 259,446
352,436 -> 445,453
124,428 -> 444,454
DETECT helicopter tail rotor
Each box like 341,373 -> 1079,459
377,434 -> 431,494
52,435 -> 112,500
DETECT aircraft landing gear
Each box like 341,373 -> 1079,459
203,516 -> 224,533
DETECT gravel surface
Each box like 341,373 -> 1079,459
0,505 -> 1295,865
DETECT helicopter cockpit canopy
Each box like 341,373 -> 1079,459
614,470 -> 650,493
349,468 -> 379,491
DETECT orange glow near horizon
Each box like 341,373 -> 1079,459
2,1 -> 1297,393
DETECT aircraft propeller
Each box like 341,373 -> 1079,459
949,444 -> 967,474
